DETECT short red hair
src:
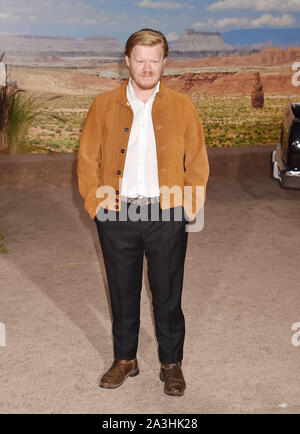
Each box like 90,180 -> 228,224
125,28 -> 169,58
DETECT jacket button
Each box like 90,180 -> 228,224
121,148 -> 125,153
116,190 -> 119,195
117,170 -> 121,175
124,127 -> 129,132
114,205 -> 119,209
115,198 -> 119,203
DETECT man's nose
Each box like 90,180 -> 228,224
142,61 -> 152,70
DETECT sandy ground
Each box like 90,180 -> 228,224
11,68 -> 121,96
10,47 -> 300,96
11,66 -> 300,97
1,177 -> 300,413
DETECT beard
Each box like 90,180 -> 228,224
130,71 -> 162,91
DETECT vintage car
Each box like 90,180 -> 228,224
272,103 -> 300,188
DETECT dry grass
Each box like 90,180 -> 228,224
0,233 -> 8,254
0,82 -> 41,153
23,94 -> 92,153
191,93 -> 296,147
22,92 -> 295,153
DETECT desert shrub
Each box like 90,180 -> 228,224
0,233 -> 8,254
0,84 -> 40,153
29,138 -> 40,145
46,139 -> 59,148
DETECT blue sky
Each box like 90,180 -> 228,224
0,0 -> 299,41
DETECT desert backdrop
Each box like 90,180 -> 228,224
2,29 -> 300,152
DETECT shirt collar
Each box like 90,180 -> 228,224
127,77 -> 160,103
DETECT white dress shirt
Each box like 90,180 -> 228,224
121,78 -> 160,198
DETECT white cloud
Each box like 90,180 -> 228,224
166,31 -> 179,40
192,13 -> 296,29
192,16 -> 249,29
207,0 -> 300,12
0,12 -> 19,22
0,0 -> 118,29
0,12 -> 11,19
148,19 -> 160,25
215,17 -> 250,28
83,18 -> 97,25
64,17 -> 82,24
252,13 -> 296,27
138,0 -> 185,9
192,18 -> 214,29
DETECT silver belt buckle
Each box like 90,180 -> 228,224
138,196 -> 160,205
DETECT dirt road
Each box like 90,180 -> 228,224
1,178 -> 300,413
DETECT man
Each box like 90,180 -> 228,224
77,29 -> 209,396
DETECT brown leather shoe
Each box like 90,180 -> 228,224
159,361 -> 186,396
99,358 -> 139,389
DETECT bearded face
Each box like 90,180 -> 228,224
125,44 -> 166,92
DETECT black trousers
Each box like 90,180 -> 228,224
94,201 -> 188,364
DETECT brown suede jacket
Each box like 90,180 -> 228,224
77,78 -> 209,220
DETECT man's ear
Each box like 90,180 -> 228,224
125,55 -> 130,68
163,57 -> 167,66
